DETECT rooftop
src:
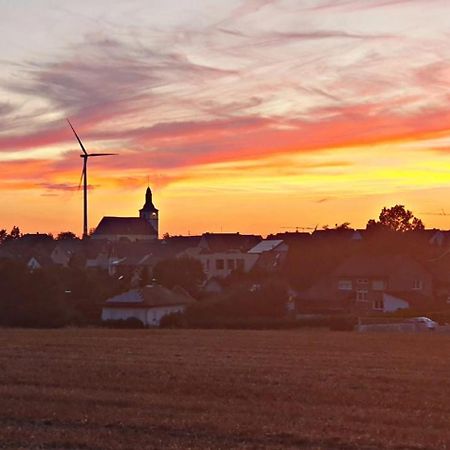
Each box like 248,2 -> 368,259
94,217 -> 157,236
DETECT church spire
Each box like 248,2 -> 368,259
145,186 -> 152,205
141,186 -> 157,212
139,185 -> 159,237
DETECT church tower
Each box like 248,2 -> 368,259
139,186 -> 159,237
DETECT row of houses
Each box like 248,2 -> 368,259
0,231 -> 287,280
2,228 -> 450,326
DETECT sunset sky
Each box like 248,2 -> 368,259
1,0 -> 450,236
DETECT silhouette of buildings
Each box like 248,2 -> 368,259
92,186 -> 159,241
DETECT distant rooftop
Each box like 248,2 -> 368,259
94,217 -> 157,236
248,239 -> 284,254
105,284 -> 195,308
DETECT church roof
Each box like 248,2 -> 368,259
94,217 -> 157,236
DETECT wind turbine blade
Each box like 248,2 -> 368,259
67,119 -> 88,155
77,167 -> 85,190
89,153 -> 118,157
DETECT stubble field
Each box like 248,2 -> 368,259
0,328 -> 449,449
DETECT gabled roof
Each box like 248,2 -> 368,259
105,284 -> 195,308
162,235 -> 202,252
248,239 -> 284,254
199,233 -> 262,253
312,229 -> 364,240
94,217 -> 157,236
334,254 -> 429,278
27,253 -> 53,268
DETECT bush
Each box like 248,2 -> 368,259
159,312 -> 187,328
102,318 -> 145,329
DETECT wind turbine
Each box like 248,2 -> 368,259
67,119 -> 117,239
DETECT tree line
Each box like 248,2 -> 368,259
0,227 -> 79,244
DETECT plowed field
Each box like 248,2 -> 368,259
0,329 -> 449,449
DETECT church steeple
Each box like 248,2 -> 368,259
139,186 -> 159,237
142,186 -> 156,212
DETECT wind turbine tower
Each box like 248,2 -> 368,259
67,119 -> 117,239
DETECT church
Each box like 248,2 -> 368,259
92,186 -> 159,241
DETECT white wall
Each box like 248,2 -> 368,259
382,293 -> 410,312
197,252 -> 259,279
102,305 -> 186,326
102,307 -> 147,324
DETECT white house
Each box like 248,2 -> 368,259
180,233 -> 262,280
197,250 -> 259,279
101,284 -> 195,327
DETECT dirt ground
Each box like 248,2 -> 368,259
0,328 -> 448,449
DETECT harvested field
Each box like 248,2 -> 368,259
0,329 -> 449,449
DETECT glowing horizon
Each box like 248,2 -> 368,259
1,0 -> 450,237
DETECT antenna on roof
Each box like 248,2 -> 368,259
281,226 -> 315,232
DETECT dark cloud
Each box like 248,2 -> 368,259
2,33 -> 237,143
40,182 -> 95,192
0,102 -> 14,117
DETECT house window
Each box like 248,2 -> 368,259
357,278 -> 369,285
205,259 -> 210,272
372,279 -> 386,291
236,259 -> 245,270
338,279 -> 352,290
356,289 -> 368,301
227,259 -> 235,270
373,299 -> 384,311
412,279 -> 423,290
216,259 -> 224,270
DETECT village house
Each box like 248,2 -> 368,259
182,232 -> 262,280
50,241 -> 80,267
101,284 -> 195,327
297,254 -> 435,315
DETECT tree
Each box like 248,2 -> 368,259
153,257 -> 205,296
57,231 -> 79,241
334,222 -> 352,231
367,205 -> 424,232
0,229 -> 7,245
8,226 -> 21,240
